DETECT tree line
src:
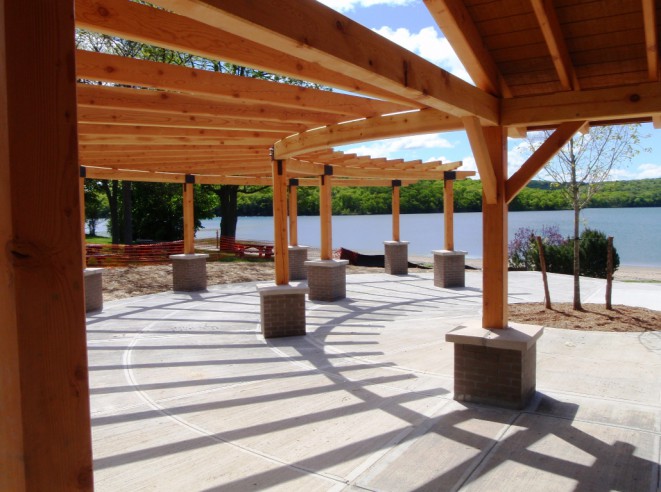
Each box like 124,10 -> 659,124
235,178 -> 661,216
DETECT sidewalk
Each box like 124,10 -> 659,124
86,271 -> 660,491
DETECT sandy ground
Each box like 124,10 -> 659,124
99,257 -> 659,332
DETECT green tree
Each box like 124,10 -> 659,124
525,125 -> 647,309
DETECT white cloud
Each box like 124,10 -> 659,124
373,26 -> 472,83
461,156 -> 478,177
611,163 -> 661,180
342,134 -> 455,159
317,0 -> 416,13
507,141 -> 530,177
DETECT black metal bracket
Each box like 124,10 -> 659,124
444,171 -> 457,181
289,178 -> 299,186
79,166 -> 87,178
323,164 -> 333,176
277,160 -> 283,176
185,174 -> 196,184
392,179 -> 402,187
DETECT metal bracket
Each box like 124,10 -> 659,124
323,164 -> 333,176
289,178 -> 299,186
79,166 -> 87,178
277,160 -> 283,176
444,171 -> 457,181
185,174 -> 196,184
392,179 -> 402,187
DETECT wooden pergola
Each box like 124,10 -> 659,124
2,0 -> 659,488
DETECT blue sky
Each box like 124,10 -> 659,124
317,0 -> 661,181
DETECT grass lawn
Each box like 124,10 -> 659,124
86,235 -> 112,244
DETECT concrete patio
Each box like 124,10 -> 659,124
86,271 -> 661,491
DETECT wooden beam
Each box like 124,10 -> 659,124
530,0 -> 579,91
0,2 -> 25,485
77,106 -> 306,134
76,84 -> 356,125
2,1 -> 93,489
74,0 -> 419,108
149,0 -> 499,122
75,50 -> 407,118
462,116 -> 497,204
289,181 -> 298,246
392,183 -> 400,242
85,167 -> 187,183
78,134 -> 278,146
501,81 -> 661,127
80,143 -> 265,154
481,127 -> 508,329
274,109 -> 462,159
272,160 -> 289,284
508,127 -> 528,138
183,182 -> 195,254
443,179 -> 454,250
642,0 -> 659,81
78,123 -> 282,142
297,178 -> 418,187
196,176 -> 272,186
653,114 -> 661,129
319,175 -> 333,260
424,0 -> 511,97
505,121 -> 585,203
330,164 -> 461,180
287,159 -> 326,176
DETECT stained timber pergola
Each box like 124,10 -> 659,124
2,0 -> 660,489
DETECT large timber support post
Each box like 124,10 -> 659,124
434,172 -> 466,287
1,1 -> 94,489
288,178 -> 308,280
447,122 -> 542,410
306,167 -> 348,301
259,159 -> 307,337
170,175 -> 208,291
384,180 -> 409,275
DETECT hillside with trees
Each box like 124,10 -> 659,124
232,178 -> 661,216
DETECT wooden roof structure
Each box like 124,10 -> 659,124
2,1 -> 660,489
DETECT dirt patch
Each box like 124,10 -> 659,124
509,303 -> 661,332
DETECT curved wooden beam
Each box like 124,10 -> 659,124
274,109 -> 462,159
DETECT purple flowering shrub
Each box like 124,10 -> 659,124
508,225 -> 566,270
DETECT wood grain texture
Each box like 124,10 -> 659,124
481,126 -> 508,329
319,175 -> 333,260
272,160 -> 289,284
443,179 -> 454,251
3,1 -> 93,489
392,184 -> 400,242
462,116 -> 497,205
183,183 -> 195,254
289,183 -> 299,246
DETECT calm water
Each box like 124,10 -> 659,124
198,208 -> 661,267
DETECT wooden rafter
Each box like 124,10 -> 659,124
74,0 -> 421,108
149,0 -> 499,123
642,0 -> 659,81
275,109 -> 462,159
77,123 -> 282,141
424,0 -> 511,97
530,0 -> 580,91
77,84 -> 357,125
505,121 -> 586,204
75,50 -> 407,118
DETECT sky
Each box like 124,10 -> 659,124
316,0 -> 661,181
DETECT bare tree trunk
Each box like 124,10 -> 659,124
606,236 -> 614,309
536,236 -> 552,309
122,181 -> 133,245
573,204 -> 582,310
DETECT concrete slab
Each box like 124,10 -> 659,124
86,272 -> 660,491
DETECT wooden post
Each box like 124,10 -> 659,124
183,177 -> 195,254
392,181 -> 400,242
536,236 -> 552,309
272,160 -> 289,284
606,236 -> 614,310
320,171 -> 333,260
289,179 -> 298,246
80,172 -> 87,268
1,1 -> 94,489
444,176 -> 455,251
482,126 -> 508,329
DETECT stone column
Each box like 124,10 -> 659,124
433,249 -> 467,288
258,284 -> 308,338
384,241 -> 409,275
446,321 -> 543,409
170,253 -> 209,291
288,245 -> 309,280
84,268 -> 103,312
305,259 -> 349,301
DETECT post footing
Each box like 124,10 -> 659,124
258,284 -> 308,338
305,259 -> 349,301
288,245 -> 309,280
384,241 -> 409,275
433,250 -> 467,288
170,253 -> 209,291
84,268 -> 103,312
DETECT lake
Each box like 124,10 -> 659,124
198,208 -> 661,267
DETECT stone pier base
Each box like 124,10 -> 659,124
258,284 -> 308,338
433,250 -> 467,288
288,246 -> 309,280
84,268 -> 103,312
170,253 -> 209,291
446,321 -> 543,409
305,259 -> 349,301
384,241 -> 409,275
